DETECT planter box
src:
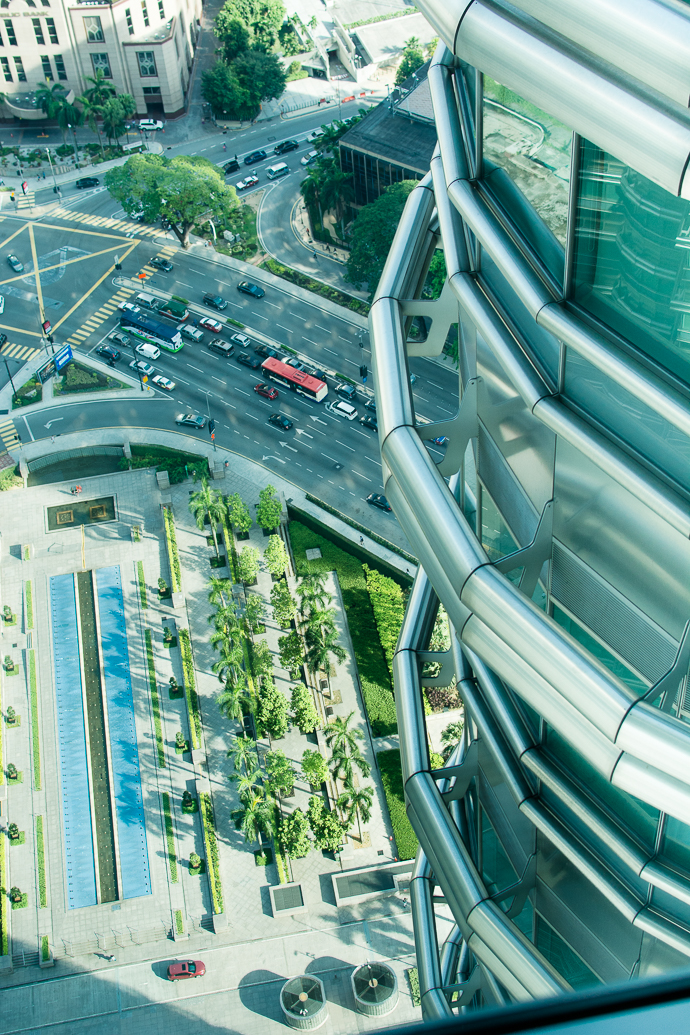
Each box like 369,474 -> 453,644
39,954 -> 54,969
212,911 -> 228,932
0,955 -> 13,975
172,591 -> 185,609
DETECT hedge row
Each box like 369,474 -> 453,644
363,565 -> 406,679
144,629 -> 165,768
36,815 -> 47,908
28,650 -> 41,790
262,257 -> 370,317
0,834 -> 6,954
163,507 -> 181,593
162,792 -> 178,883
289,520 -> 397,736
179,628 -> 202,750
200,792 -> 224,914
25,580 -> 33,631
137,560 -> 148,610
377,749 -> 419,860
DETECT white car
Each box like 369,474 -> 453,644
181,325 -> 204,343
151,374 -> 176,391
307,129 -> 324,143
139,119 -> 164,131
300,150 -> 318,166
136,342 -> 160,359
0,296 -> 5,315
129,358 -> 155,376
327,400 -> 358,420
119,301 -> 141,315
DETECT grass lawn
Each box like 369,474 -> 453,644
378,749 -> 418,861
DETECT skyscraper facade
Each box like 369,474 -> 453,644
370,0 -> 690,1017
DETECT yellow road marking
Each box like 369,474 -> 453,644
51,239 -> 138,333
0,242 -> 129,288
28,223 -> 45,327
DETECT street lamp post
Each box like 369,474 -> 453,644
45,147 -> 58,196
3,356 -> 17,404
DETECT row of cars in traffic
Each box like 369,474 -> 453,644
226,130 -> 324,190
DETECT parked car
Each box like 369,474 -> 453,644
254,343 -> 280,359
7,254 -> 23,273
335,382 -> 357,401
236,175 -> 259,192
244,149 -> 267,165
268,413 -> 293,430
254,382 -> 278,400
223,159 -> 240,174
97,344 -> 121,362
307,129 -> 324,143
274,139 -> 299,154
139,119 -> 164,131
327,400 -> 358,420
129,358 -> 155,376
151,374 -> 176,391
109,331 -> 131,348
167,960 -> 205,981
76,176 -> 99,189
202,293 -> 227,311
359,414 -> 378,431
181,325 -> 204,342
300,150 -> 318,166
199,316 -> 223,333
366,493 -> 392,512
149,256 -> 173,271
118,301 -> 141,315
236,352 -> 261,369
175,413 -> 207,428
237,281 -> 265,299
229,331 -> 251,348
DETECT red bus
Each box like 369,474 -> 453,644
261,357 -> 328,402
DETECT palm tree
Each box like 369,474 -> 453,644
305,625 -> 346,675
77,95 -> 105,160
209,599 -> 244,639
35,80 -> 66,122
227,732 -> 258,775
324,711 -> 362,757
212,641 -> 244,684
82,68 -> 116,107
297,573 -> 330,615
232,791 -> 275,845
189,477 -> 226,558
303,605 -> 337,635
208,575 -> 233,608
217,676 -> 250,722
330,743 -> 371,784
337,785 -> 374,842
230,765 -> 263,802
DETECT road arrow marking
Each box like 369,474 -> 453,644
44,418 -> 63,428
295,429 -> 313,438
262,454 -> 286,464
309,415 -> 328,425
279,442 -> 298,452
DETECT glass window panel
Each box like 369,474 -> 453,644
4,20 -> 16,45
660,815 -> 690,874
158,0 -> 164,18
552,605 -> 648,696
13,56 -> 25,81
535,915 -> 602,989
125,8 -> 134,34
0,56 -> 11,81
137,50 -> 156,77
32,18 -> 44,44
572,137 -> 690,390
83,15 -> 103,42
483,76 -> 571,249
141,0 -> 149,26
40,54 -> 52,80
46,16 -> 57,43
54,53 -> 66,80
480,483 -> 519,563
91,53 -> 111,78
481,807 -> 517,894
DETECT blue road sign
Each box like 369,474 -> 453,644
54,345 -> 72,371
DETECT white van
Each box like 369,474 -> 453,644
266,162 -> 289,180
327,400 -> 358,421
135,292 -> 158,311
136,342 -> 161,360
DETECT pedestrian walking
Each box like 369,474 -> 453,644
222,142 -> 227,151
359,535 -> 364,545
50,435 -> 55,444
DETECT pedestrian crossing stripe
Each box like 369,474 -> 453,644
16,193 -> 35,209
0,343 -> 39,361
0,418 -> 18,447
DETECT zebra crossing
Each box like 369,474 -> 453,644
0,417 -> 19,449
50,206 -> 161,237
0,341 -> 40,363
16,191 -> 35,210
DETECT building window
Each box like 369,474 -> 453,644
32,18 -> 45,44
46,17 -> 57,44
141,0 -> 149,27
0,56 -> 11,81
83,15 -> 103,43
41,0 -> 50,7
13,55 -> 26,81
40,54 -> 52,80
4,20 -> 16,46
91,52 -> 111,78
142,85 -> 160,94
125,8 -> 134,34
137,50 -> 156,76
158,0 -> 164,18
54,52 -> 66,80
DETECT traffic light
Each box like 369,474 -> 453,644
208,418 -> 216,436
359,364 -> 367,383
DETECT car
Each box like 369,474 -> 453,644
254,382 -> 278,400
254,343 -> 280,359
274,139 -> 299,155
181,325 -> 204,342
139,119 -> 164,131
236,175 -> 259,192
149,256 -> 173,272
7,254 -> 23,273
244,149 -> 267,165
0,296 -> 4,315
268,413 -> 293,430
300,150 -> 319,166
75,176 -> 99,189
236,352 -> 261,369
136,342 -> 160,359
366,493 -> 392,512
97,344 -> 121,362
199,316 -> 223,332
237,281 -> 265,299
229,332 -> 251,348
129,358 -> 155,376
167,960 -> 206,981
175,413 -> 207,428
151,374 -> 176,391
285,357 -> 306,370
305,366 -> 327,381
360,414 -> 378,431
432,435 -> 449,446
109,331 -> 131,348
327,399 -> 358,420
202,293 -> 227,311
307,129 -> 324,143
335,382 -> 357,401
118,301 -> 141,315
364,398 -> 377,412
223,159 -> 240,174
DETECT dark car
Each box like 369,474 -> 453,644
0,333 -> 7,349
167,960 -> 206,981
254,382 -> 278,400
76,177 -> 99,189
268,413 -> 293,430
305,366 -> 327,381
237,281 -> 265,299
244,149 -> 267,166
254,343 -> 280,359
365,398 -> 377,412
359,415 -> 378,431
274,139 -> 299,155
97,344 -> 121,362
7,254 -> 23,273
366,493 -> 392,512
336,382 -> 357,401
150,256 -> 173,271
223,159 -> 240,174
175,413 -> 207,428
236,352 -> 261,369
203,292 -> 227,310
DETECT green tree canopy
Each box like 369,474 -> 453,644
395,36 -> 425,85
244,593 -> 266,632
279,807 -> 311,858
214,0 -> 286,53
270,579 -> 296,627
104,153 -> 239,249
290,685 -> 319,734
301,749 -> 328,788
256,484 -> 282,530
216,15 -> 250,61
278,629 -> 303,674
201,61 -> 251,120
346,180 -> 417,300
189,477 -> 225,557
266,749 -> 295,796
234,50 -> 286,108
227,492 -> 252,535
237,545 -> 260,583
307,796 -> 344,852
264,534 -> 289,578
256,676 -> 288,739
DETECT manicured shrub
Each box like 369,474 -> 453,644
378,749 -> 418,860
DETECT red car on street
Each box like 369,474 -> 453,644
199,316 -> 223,333
167,959 -> 206,981
254,382 -> 278,400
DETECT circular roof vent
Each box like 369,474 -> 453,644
351,962 -> 399,1016
280,974 -> 328,1030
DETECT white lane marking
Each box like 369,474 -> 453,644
276,324 -> 292,333
189,268 -> 205,275
428,380 -> 442,389
324,347 -> 338,355
186,364 -> 203,372
338,336 -> 352,343
366,455 -> 382,466
353,429 -> 368,437
336,439 -> 355,452
212,376 -> 226,383
265,300 -> 280,309
302,336 -> 318,346
353,470 -> 372,482
322,453 -> 338,462
314,325 -> 329,332
235,387 -> 250,396
246,413 -> 259,420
